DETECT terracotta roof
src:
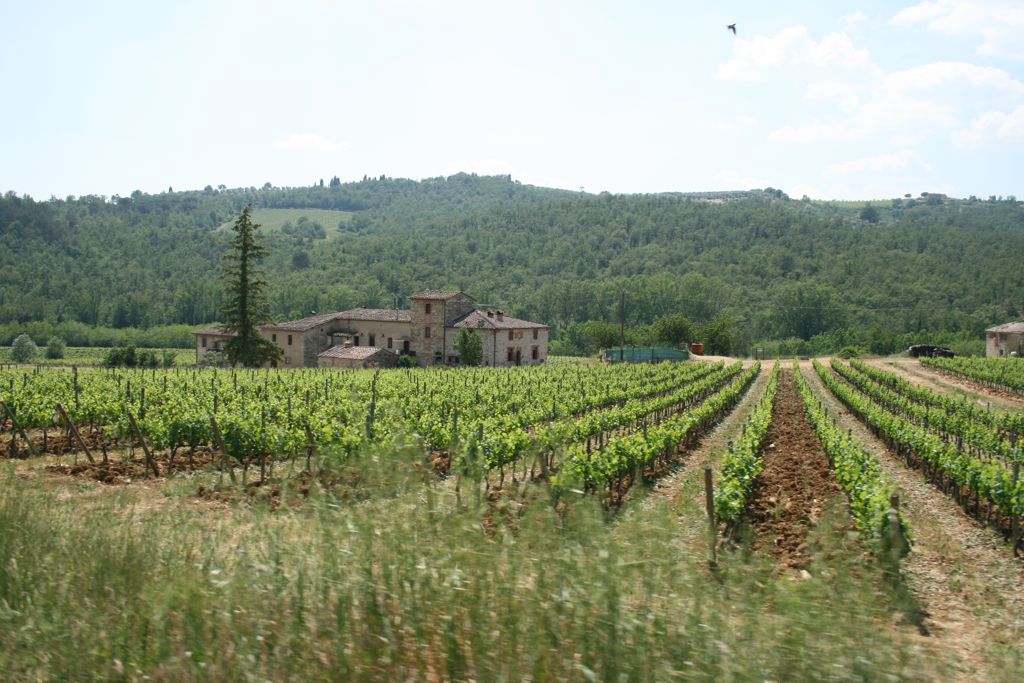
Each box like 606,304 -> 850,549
452,310 -> 548,330
318,345 -> 390,360
988,321 -> 1024,333
409,290 -> 471,301
193,325 -> 236,336
264,312 -> 349,332
335,308 -> 412,323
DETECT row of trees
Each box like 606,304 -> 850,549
2,176 -> 1021,354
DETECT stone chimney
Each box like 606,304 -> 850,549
496,310 -> 504,321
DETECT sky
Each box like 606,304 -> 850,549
1,0 -> 1022,200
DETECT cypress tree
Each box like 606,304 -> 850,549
221,205 -> 282,367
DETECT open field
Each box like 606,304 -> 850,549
216,208 -> 353,240
1,358 -> 1022,680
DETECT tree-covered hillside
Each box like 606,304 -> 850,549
1,175 -> 1021,356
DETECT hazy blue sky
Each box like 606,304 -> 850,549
2,1 -> 1022,199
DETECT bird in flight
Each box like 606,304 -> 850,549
727,23 -> 736,35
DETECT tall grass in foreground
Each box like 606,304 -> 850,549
0,448 -> 947,681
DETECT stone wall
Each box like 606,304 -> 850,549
447,325 -> 549,366
194,333 -> 233,364
988,331 -> 1024,357
410,298 -> 442,366
444,294 -> 476,325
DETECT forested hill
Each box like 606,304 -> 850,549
1,174 -> 1022,355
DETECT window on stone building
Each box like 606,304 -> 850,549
532,346 -> 539,360
201,337 -> 207,348
507,347 -> 514,362
425,326 -> 431,338
533,329 -> 538,340
425,303 -> 431,314
387,337 -> 393,348
272,333 -> 277,343
508,330 -> 514,341
287,335 -> 293,346
369,334 -> 376,346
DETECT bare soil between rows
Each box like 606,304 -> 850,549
800,360 -> 1024,681
749,369 -> 846,569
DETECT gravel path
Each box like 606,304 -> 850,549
801,360 -> 1024,681
875,358 -> 1024,411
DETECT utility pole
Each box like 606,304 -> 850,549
619,291 -> 626,361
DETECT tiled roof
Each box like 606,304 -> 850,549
988,321 -> 1024,333
452,310 -> 548,330
335,308 -> 412,323
318,345 -> 390,360
409,290 -> 471,301
193,325 -> 236,336
264,312 -> 349,331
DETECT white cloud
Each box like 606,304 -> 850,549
825,150 -> 933,176
768,122 -> 866,143
715,169 -> 774,190
953,104 -> 1024,145
884,61 -> 1024,94
769,60 -> 1021,145
804,80 -> 867,108
891,1 -> 1024,60
715,26 -> 871,81
276,133 -> 351,153
843,11 -> 869,26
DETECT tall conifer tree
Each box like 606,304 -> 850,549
221,205 -> 281,367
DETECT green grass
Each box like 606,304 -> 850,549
0,429 -> 964,682
216,208 -> 353,240
547,354 -> 600,365
0,347 -> 194,367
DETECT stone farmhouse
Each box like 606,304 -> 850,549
194,290 -> 549,368
986,321 -> 1024,357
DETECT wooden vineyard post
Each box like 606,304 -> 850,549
210,416 -> 237,485
0,396 -> 37,458
304,423 -> 316,473
1013,461 -> 1020,557
56,403 -> 95,465
704,466 -> 717,567
887,493 -> 905,571
126,412 -> 160,478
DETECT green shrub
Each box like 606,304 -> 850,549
45,336 -> 66,359
836,346 -> 861,359
10,334 -> 38,363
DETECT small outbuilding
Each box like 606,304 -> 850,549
986,321 -> 1024,357
317,345 -> 399,369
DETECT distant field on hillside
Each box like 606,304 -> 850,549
216,208 -> 353,240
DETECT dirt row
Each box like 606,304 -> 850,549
747,370 -> 847,569
801,360 -> 1024,681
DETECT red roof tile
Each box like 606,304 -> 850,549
335,308 -> 412,323
318,345 -> 392,360
193,325 -> 236,336
263,312 -> 350,332
409,290 -> 472,301
452,310 -> 548,330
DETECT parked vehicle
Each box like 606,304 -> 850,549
907,344 -> 955,358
